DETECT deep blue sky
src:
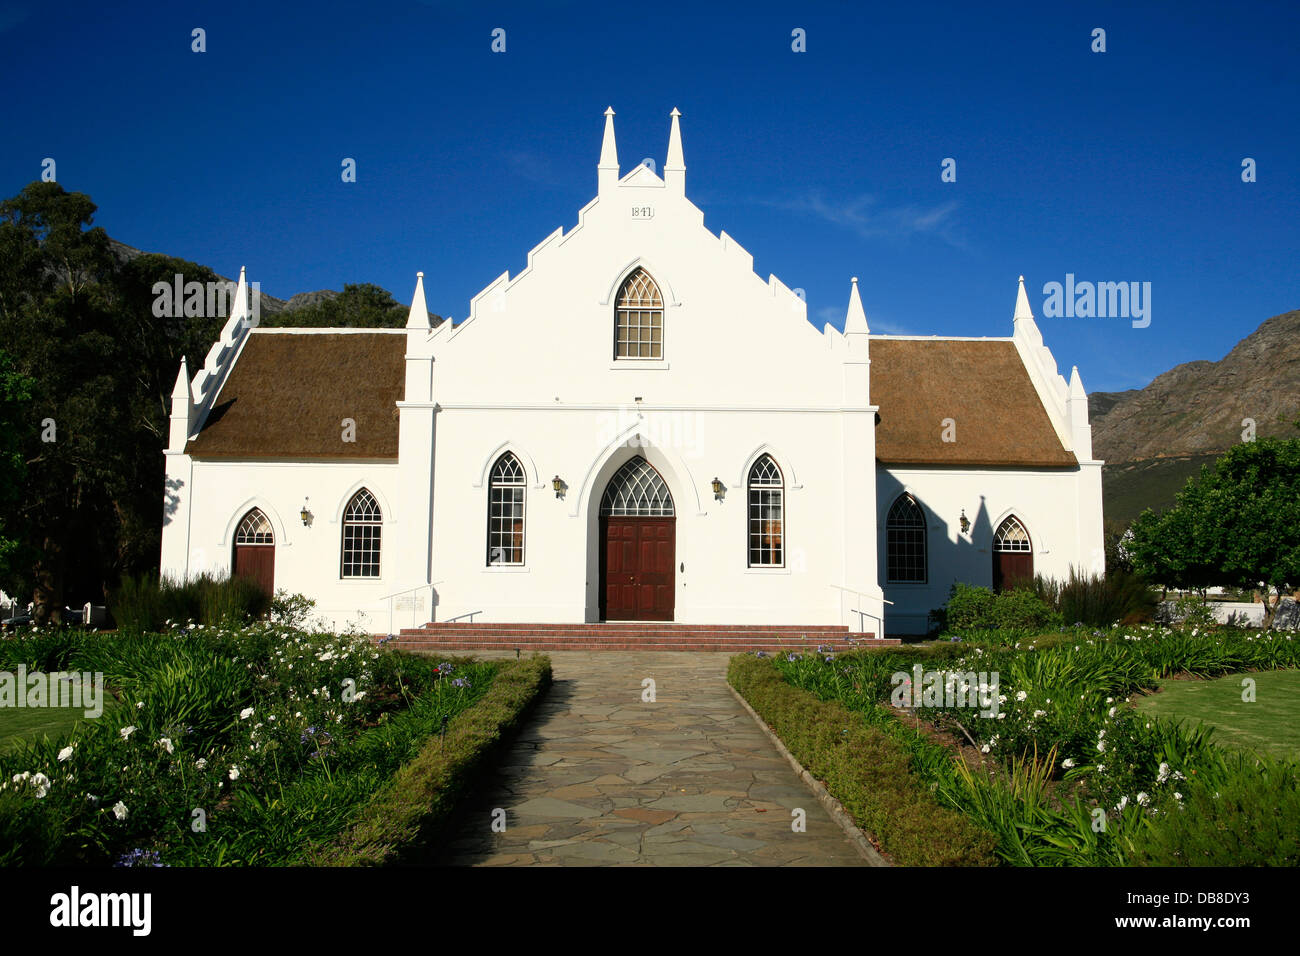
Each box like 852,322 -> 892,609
4,0 -> 1296,392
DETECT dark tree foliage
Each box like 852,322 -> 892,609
1128,437 -> 1300,628
0,182 -> 416,622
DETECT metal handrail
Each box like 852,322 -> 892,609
827,584 -> 892,638
382,581 -> 442,634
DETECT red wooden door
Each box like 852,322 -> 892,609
233,544 -> 275,596
993,551 -> 1033,592
601,517 -> 675,621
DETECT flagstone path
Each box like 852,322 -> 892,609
432,651 -> 873,866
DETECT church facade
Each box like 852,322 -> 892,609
159,109 -> 1104,637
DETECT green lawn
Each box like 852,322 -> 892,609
1134,669 -> 1300,762
0,677 -> 117,754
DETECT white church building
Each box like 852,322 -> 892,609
159,108 -> 1104,637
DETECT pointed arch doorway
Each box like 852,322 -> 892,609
992,515 -> 1033,591
232,508 -> 275,596
599,456 -> 675,621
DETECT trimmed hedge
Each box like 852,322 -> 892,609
308,654 -> 552,866
728,654 -> 999,866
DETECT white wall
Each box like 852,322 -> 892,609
161,457 -> 403,632
878,462 -> 1105,634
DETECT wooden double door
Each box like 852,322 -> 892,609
600,517 -> 675,621
233,543 -> 275,596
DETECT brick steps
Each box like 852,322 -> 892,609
380,621 -> 898,652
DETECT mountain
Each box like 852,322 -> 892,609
1089,308 -> 1300,523
109,238 -> 346,318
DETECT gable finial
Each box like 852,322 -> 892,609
407,271 -> 431,330
598,106 -> 619,195
845,276 -> 869,334
1014,274 -> 1034,323
665,107 -> 685,195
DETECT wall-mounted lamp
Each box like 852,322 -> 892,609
959,509 -> 970,535
552,475 -> 567,499
711,477 -> 725,501
300,498 -> 312,527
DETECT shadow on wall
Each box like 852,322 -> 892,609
876,475 -> 999,632
163,476 -> 184,526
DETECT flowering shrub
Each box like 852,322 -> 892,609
0,622 -> 495,865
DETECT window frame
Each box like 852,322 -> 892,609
613,268 -> 665,361
487,453 -> 527,566
340,488 -> 383,579
746,455 -> 785,569
885,493 -> 927,584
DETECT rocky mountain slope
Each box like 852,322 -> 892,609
1089,308 -> 1300,521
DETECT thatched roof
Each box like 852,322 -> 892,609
871,339 -> 1078,468
185,331 -> 1076,468
186,332 -> 405,460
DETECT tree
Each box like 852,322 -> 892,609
0,182 -> 208,623
263,283 -> 408,328
0,350 -> 35,585
1129,437 -> 1300,628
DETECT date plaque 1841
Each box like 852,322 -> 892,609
631,205 -> 655,220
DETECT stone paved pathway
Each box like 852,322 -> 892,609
433,651 -> 871,866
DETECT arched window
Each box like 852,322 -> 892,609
993,516 -> 1032,552
992,515 -> 1033,591
235,508 -> 274,545
600,456 -> 674,516
886,494 -> 926,583
747,454 -> 784,567
614,268 -> 664,359
487,454 -> 526,565
341,489 -> 382,578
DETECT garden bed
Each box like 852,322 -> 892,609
0,623 -> 549,866
735,624 -> 1300,866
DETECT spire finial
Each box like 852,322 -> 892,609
1014,274 -> 1034,323
845,275 -> 869,334
598,106 -> 618,170
666,107 -> 685,171
406,272 -> 431,330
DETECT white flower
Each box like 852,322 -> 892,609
135,701 -> 144,710
112,800 -> 128,820
1116,795 -> 1129,811
158,738 -> 174,754
1062,758 -> 1076,768
240,707 -> 255,720
1108,707 -> 1117,717
1174,792 -> 1183,801
195,758 -> 207,769
1156,762 -> 1170,783
1033,709 -> 1047,718
120,725 -> 137,739
1015,690 -> 1027,701
57,745 -> 75,762
980,744 -> 990,753
228,766 -> 240,781
1136,792 -> 1150,806
32,773 -> 50,798
1097,741 -> 1106,753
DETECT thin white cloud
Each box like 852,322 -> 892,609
815,305 -> 912,336
759,192 -> 962,246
